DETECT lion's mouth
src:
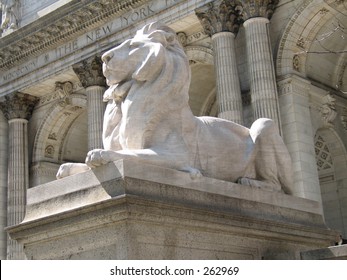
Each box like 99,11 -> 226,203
104,81 -> 133,102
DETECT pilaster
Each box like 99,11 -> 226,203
196,0 -> 244,124
278,75 -> 323,214
73,56 -> 106,150
0,92 -> 39,260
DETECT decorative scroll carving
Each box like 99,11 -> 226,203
319,94 -> 337,126
195,0 -> 243,36
0,92 -> 39,120
239,0 -> 279,21
177,32 -> 187,47
73,56 -> 106,88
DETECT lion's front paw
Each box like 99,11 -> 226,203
56,163 -> 72,179
86,149 -> 110,168
56,163 -> 90,179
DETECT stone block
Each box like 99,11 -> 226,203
7,159 -> 337,260
301,245 -> 347,260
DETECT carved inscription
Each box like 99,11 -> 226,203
1,0 -> 184,85
121,4 -> 155,26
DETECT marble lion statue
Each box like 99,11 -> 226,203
57,22 -> 294,194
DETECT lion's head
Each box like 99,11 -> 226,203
102,22 -> 190,102
101,22 -> 192,150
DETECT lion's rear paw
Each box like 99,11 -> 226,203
238,177 -> 282,192
180,166 -> 202,180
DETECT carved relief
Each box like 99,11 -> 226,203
45,145 -> 55,158
0,0 -> 19,35
0,92 -> 39,120
73,56 -> 106,88
239,0 -> 279,21
341,107 -> 347,130
195,0 -> 243,36
315,135 -> 333,171
292,54 -> 300,71
39,81 -> 75,106
0,0 -> 144,68
177,32 -> 187,47
319,94 -> 337,126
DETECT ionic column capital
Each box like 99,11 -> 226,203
240,0 -> 278,21
0,92 -> 39,121
195,0 -> 243,37
73,55 -> 106,88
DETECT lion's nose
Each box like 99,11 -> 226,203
102,51 -> 113,63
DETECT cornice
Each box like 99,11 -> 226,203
0,0 -> 146,70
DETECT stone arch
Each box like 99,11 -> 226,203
314,127 -> 347,236
32,94 -> 87,164
185,46 -> 214,65
185,46 -> 216,116
276,0 -> 345,91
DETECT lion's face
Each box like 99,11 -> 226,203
102,32 -> 168,86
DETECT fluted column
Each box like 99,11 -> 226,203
0,111 -> 8,260
0,92 -> 39,260
196,1 -> 243,124
241,0 -> 281,130
73,56 -> 106,150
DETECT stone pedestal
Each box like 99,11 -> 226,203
7,160 -> 336,260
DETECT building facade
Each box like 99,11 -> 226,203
0,0 -> 346,259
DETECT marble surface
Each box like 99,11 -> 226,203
57,22 -> 295,195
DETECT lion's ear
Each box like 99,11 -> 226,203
132,46 -> 165,81
148,30 -> 175,47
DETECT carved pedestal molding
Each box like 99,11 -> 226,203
196,0 -> 244,124
241,0 -> 281,131
73,56 -> 106,150
0,92 -> 39,260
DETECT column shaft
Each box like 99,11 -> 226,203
244,17 -> 281,130
212,32 -> 243,124
86,86 -> 105,150
7,119 -> 29,259
0,112 -> 8,259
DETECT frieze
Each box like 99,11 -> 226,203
0,0 -> 188,85
0,0 -> 146,68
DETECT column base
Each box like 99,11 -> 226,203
7,159 -> 337,259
